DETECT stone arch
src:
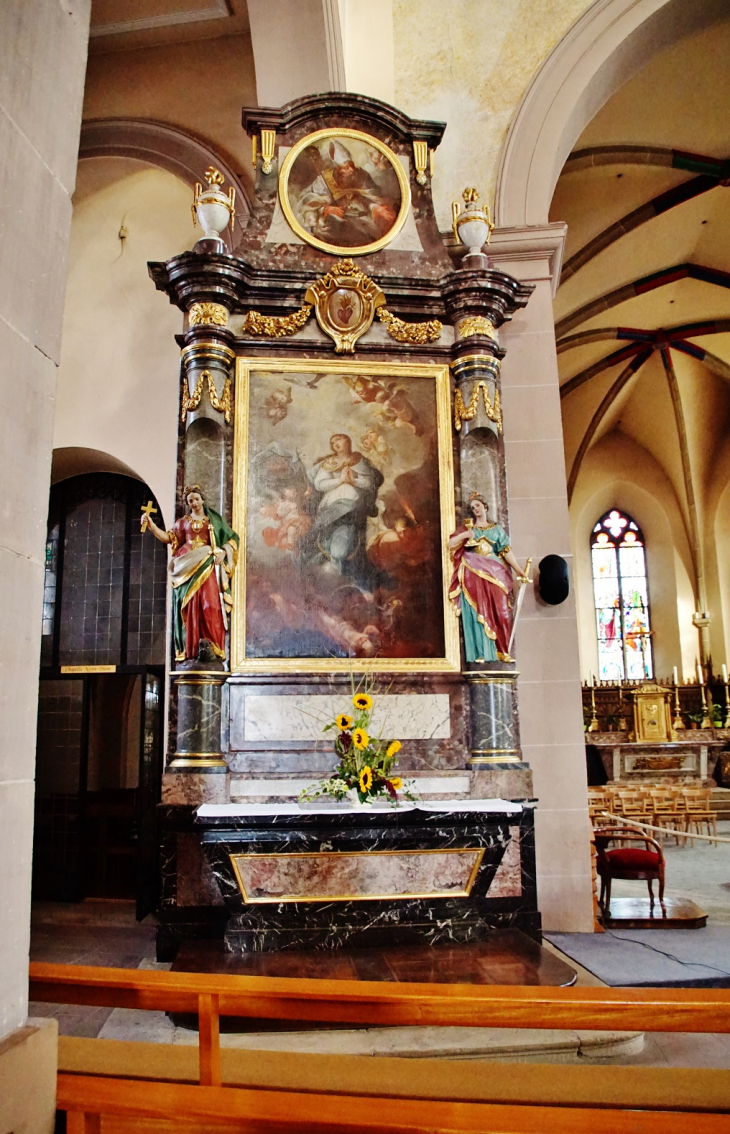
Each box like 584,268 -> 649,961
79,118 -> 251,240
495,0 -> 729,227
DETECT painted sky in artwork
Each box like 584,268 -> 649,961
245,369 -> 445,660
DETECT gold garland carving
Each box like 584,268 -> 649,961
242,304 -> 312,338
459,315 -> 496,340
454,381 -> 502,433
181,369 -> 233,425
188,302 -> 228,328
377,308 -> 442,345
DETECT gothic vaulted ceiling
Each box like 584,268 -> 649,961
551,16 -> 730,629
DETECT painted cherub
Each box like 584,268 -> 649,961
261,486 -> 311,551
264,386 -> 293,425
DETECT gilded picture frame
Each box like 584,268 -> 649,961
278,127 -> 411,257
231,357 -> 458,673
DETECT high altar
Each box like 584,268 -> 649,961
148,94 -> 542,959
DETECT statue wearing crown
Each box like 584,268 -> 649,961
142,485 -> 239,663
448,494 -> 529,664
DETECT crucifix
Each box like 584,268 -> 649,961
140,500 -> 157,533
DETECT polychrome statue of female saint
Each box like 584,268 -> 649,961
448,494 -> 529,664
142,485 -> 239,663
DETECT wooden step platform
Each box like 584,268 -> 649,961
171,930 -> 577,1032
602,897 -> 707,929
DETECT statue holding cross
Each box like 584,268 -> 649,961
140,500 -> 157,533
141,485 -> 239,664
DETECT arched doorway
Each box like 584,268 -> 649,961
33,472 -> 168,918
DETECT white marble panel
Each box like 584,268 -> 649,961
241,694 -> 451,743
230,775 -> 470,798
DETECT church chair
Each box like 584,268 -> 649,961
594,826 -> 665,916
682,788 -> 717,846
587,789 -> 611,823
647,790 -> 684,846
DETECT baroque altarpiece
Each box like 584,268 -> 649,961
148,95 -> 540,957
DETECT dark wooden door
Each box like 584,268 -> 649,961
136,671 -> 163,921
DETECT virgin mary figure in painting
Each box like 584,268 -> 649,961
448,494 -> 529,664
304,433 -> 383,592
143,485 -> 239,663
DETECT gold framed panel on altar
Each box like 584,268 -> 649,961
231,357 -> 458,673
278,128 -> 411,257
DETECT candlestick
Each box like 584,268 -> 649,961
672,674 -> 684,731
699,678 -> 712,729
617,676 -> 628,731
722,664 -> 728,685
697,661 -> 704,686
587,677 -> 599,732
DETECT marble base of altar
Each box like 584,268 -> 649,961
196,801 -> 539,953
587,733 -> 724,782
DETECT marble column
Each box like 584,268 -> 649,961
170,674 -> 227,771
0,0 -> 90,1125
167,311 -> 235,781
444,267 -> 534,800
180,320 -> 235,518
488,223 -> 593,932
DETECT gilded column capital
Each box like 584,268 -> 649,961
443,267 -> 533,344
188,302 -> 229,328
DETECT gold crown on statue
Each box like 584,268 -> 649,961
183,484 -> 204,499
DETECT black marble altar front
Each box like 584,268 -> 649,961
197,804 -> 539,953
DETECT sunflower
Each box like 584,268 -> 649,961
335,713 -> 353,730
352,692 -> 373,711
390,777 -> 402,791
386,740 -> 401,759
359,766 -> 373,792
352,728 -> 369,750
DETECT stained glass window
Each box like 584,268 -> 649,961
591,509 -> 653,681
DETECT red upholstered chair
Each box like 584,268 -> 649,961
595,826 -> 665,916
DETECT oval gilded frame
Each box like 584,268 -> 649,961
278,127 -> 411,256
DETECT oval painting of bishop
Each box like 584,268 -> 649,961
279,128 -> 410,255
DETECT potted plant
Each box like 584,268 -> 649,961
687,712 -> 704,730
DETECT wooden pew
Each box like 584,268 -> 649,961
30,962 -> 730,1130
57,1073 -> 730,1134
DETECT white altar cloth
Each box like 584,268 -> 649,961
197,799 -> 527,818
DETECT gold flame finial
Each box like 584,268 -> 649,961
463,187 -> 480,204
204,166 -> 225,186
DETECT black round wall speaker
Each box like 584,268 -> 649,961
537,554 -> 569,605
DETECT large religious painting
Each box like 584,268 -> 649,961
232,359 -> 458,672
278,128 -> 411,256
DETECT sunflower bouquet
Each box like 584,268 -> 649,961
299,691 -> 409,805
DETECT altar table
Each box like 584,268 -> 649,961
195,800 -> 539,953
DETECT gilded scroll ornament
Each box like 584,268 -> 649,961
453,381 -> 502,433
458,315 -> 496,340
188,302 -> 229,328
377,308 -> 443,345
181,368 -> 232,424
305,259 -> 385,352
242,305 -> 312,338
